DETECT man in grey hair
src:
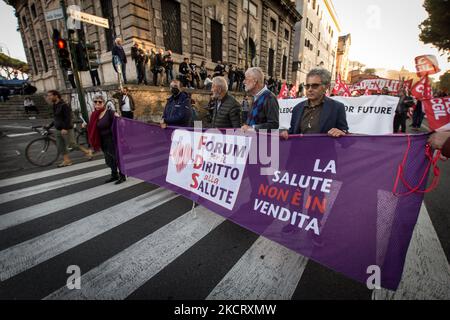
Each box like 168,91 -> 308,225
281,68 -> 348,139
210,76 -> 242,128
242,67 -> 279,131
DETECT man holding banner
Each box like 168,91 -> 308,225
280,68 -> 348,139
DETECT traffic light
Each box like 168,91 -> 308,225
57,39 -> 72,70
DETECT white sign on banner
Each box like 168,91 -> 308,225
279,96 -> 400,135
45,8 -> 64,22
166,130 -> 252,210
67,8 -> 109,29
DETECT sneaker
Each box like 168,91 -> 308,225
57,161 -> 73,167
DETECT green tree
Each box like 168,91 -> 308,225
419,0 -> 450,52
439,72 -> 450,92
363,68 -> 376,75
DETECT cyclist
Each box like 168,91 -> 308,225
45,90 -> 93,167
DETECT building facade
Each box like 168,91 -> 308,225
335,33 -> 351,81
292,0 -> 340,86
6,0 -> 301,92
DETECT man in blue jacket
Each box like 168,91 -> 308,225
280,68 -> 348,139
160,80 -> 192,128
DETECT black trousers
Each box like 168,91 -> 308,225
121,111 -> 134,119
100,134 -> 120,178
90,69 -> 101,86
394,113 -> 407,133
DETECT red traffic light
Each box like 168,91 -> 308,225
57,39 -> 67,49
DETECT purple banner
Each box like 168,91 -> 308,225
113,118 -> 429,290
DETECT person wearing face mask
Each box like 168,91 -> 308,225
160,80 -> 192,128
87,94 -> 126,184
210,76 -> 241,128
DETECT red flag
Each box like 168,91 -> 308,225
364,87 -> 371,96
422,97 -> 450,131
403,79 -> 413,94
277,83 -> 289,99
332,74 -> 342,95
415,55 -> 441,77
411,76 -> 432,100
289,83 -> 298,98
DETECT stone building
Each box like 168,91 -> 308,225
6,0 -> 301,92
335,33 -> 351,81
292,0 -> 341,85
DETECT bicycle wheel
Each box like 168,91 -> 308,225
76,129 -> 89,147
25,137 -> 59,167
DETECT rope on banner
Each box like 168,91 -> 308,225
393,135 -> 441,196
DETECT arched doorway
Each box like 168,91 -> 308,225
248,38 -> 256,66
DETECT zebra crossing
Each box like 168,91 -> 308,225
0,156 -> 449,300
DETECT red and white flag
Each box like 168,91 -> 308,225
415,55 -> 441,78
422,97 -> 450,131
277,83 -> 289,99
332,74 -> 343,95
289,83 -> 298,98
411,76 -> 433,100
364,87 -> 371,96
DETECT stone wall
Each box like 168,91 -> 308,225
63,86 -> 247,125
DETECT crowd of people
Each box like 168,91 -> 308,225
43,65 -> 450,186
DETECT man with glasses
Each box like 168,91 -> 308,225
280,68 -> 348,139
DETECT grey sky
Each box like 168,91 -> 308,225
1,0 -> 448,79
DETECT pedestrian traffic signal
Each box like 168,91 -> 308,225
56,39 -> 72,70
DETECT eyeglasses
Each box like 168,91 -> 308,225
304,83 -> 323,90
94,100 -> 103,104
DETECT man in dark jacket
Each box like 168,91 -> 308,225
179,58 -> 191,88
280,68 -> 348,139
112,38 -> 127,84
210,76 -> 241,128
394,90 -> 414,133
160,80 -> 192,128
113,87 -> 135,119
242,67 -> 279,131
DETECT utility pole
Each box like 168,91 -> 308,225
245,0 -> 250,70
60,0 -> 89,123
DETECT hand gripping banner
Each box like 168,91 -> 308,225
114,118 -> 434,290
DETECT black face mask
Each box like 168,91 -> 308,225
171,88 -> 180,96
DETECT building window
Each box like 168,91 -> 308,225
210,20 -> 223,62
22,15 -> 27,28
268,48 -> 275,77
282,55 -> 287,79
243,0 -> 257,18
318,32 -> 321,41
306,18 -> 309,29
161,0 -> 183,54
100,0 -> 115,52
284,29 -> 289,41
29,47 -> 38,74
309,22 -> 313,33
317,50 -> 320,57
38,40 -> 48,72
270,18 -> 276,32
30,3 -> 37,19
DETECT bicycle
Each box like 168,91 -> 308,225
25,126 -> 59,167
73,120 -> 89,147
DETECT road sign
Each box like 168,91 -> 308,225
45,8 -> 64,22
67,8 -> 109,29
